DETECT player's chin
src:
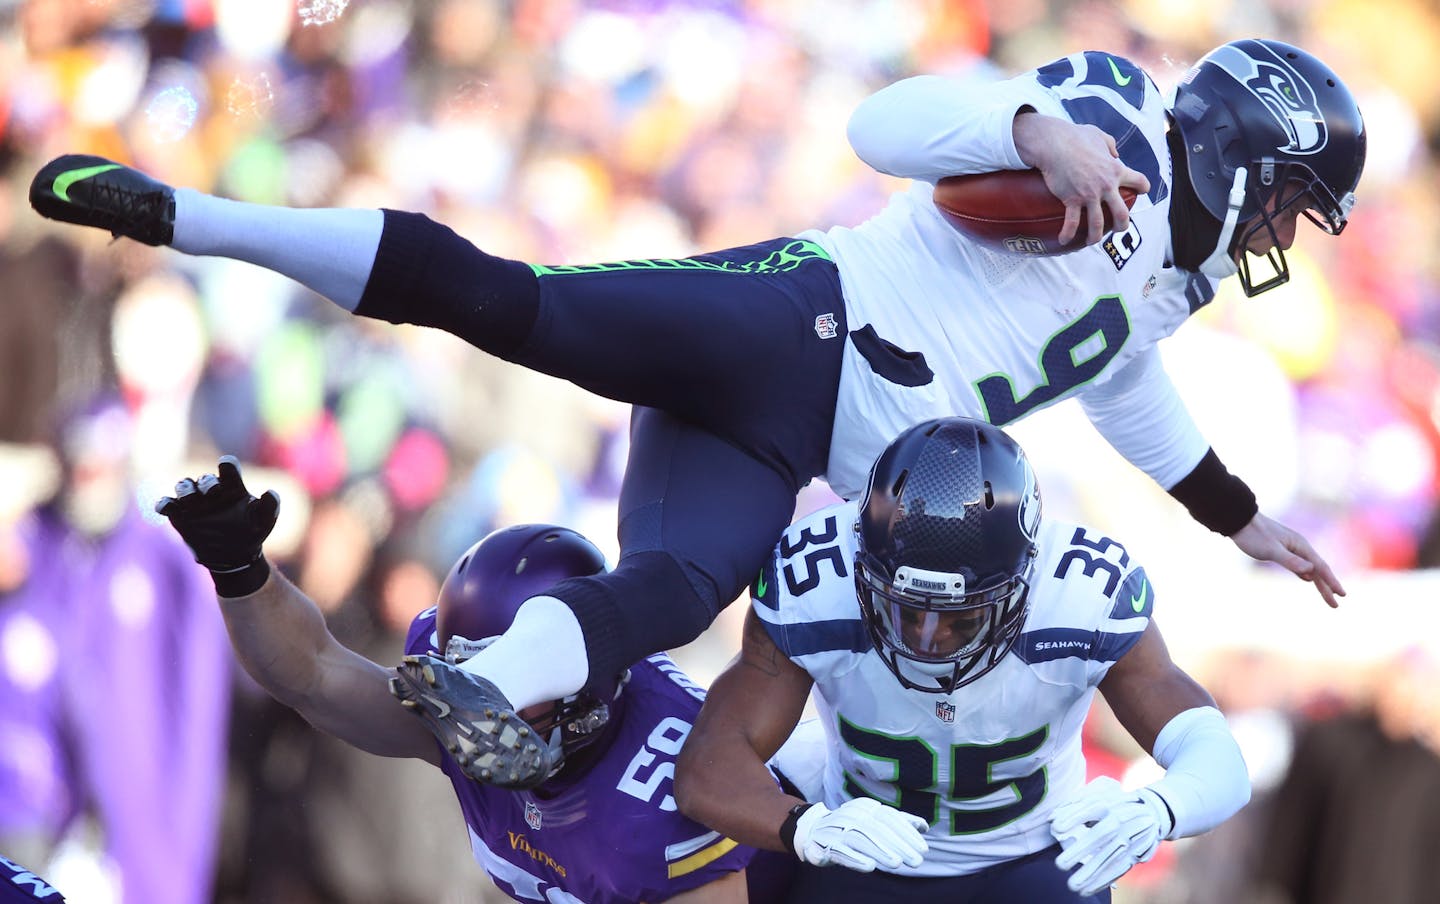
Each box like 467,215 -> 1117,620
1241,233 -> 1286,256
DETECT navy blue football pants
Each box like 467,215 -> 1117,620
357,211 -> 848,688
784,845 -> 1110,903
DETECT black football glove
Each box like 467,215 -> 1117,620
156,455 -> 280,598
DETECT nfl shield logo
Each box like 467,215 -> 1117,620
524,801 -> 542,830
1003,236 -> 1047,255
814,313 -> 838,339
936,701 -> 956,723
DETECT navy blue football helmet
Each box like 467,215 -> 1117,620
854,417 -> 1041,694
1171,39 -> 1365,295
437,524 -> 620,760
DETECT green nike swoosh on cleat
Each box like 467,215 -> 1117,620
52,163 -> 122,202
755,571 -> 768,598
1107,57 -> 1132,87
1129,579 -> 1150,613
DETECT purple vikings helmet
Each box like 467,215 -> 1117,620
1171,39 -> 1366,294
437,524 -> 619,760
854,418 -> 1041,694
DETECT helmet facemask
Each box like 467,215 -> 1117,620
1227,161 -> 1354,295
856,551 -> 1033,694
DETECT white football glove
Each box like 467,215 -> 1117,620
792,798 -> 929,873
1051,776 -> 1173,898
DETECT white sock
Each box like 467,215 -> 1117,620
459,595 -> 590,710
171,189 -> 383,312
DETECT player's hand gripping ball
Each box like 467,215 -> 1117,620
933,169 -> 1137,256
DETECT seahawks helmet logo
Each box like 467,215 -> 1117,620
1017,453 -> 1040,542
1208,43 -> 1327,155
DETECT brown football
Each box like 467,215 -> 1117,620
933,169 -> 1138,256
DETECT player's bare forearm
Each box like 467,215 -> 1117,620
674,610 -> 814,852
217,568 -> 327,703
219,568 -> 438,762
1098,622 -> 1216,753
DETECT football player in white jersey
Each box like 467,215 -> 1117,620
30,39 -> 1359,790
674,417 -> 1251,902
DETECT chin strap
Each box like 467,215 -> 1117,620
1198,167 -> 1248,280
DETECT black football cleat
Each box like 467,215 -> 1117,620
30,154 -> 176,246
389,654 -> 562,790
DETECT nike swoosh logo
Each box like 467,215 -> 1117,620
52,163 -> 122,202
1107,57 -> 1132,88
755,571 -> 768,598
1129,579 -> 1150,613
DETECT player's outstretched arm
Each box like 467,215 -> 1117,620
157,457 -> 438,764
222,568 -> 439,762
1051,623 -> 1250,897
1230,511 -> 1345,608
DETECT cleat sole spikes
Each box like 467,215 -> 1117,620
390,654 -> 562,790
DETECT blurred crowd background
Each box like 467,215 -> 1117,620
2,0 -> 1439,901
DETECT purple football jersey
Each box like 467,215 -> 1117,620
405,609 -> 758,903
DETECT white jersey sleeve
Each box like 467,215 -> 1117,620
752,512 -> 1159,878
1016,519 -> 1154,689
750,501 -> 870,686
846,74 -> 1034,181
1077,342 -> 1210,490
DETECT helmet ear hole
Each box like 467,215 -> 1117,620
891,469 -> 909,498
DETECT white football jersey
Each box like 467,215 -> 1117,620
751,501 -> 1155,877
800,53 -> 1218,498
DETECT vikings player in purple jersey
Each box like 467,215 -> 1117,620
154,457 -> 797,903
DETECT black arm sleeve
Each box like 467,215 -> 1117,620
1167,448 -> 1258,536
